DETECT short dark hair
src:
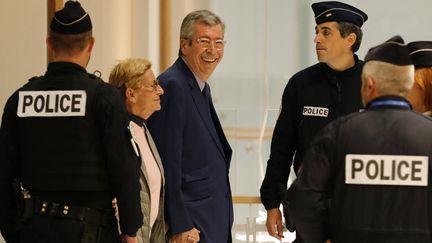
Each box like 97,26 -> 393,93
49,30 -> 92,54
337,21 -> 363,52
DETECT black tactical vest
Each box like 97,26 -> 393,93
17,69 -> 110,191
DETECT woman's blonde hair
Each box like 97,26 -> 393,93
109,58 -> 152,98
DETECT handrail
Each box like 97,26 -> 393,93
232,196 -> 261,204
232,196 -> 263,243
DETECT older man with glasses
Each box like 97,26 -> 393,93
147,9 -> 232,243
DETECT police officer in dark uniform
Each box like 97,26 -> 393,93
0,1 -> 142,242
287,35 -> 432,243
260,1 -> 368,242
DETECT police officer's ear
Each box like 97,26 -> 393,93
362,76 -> 377,103
46,37 -> 54,53
346,33 -> 357,49
46,37 -> 56,62
366,77 -> 376,93
84,37 -> 95,55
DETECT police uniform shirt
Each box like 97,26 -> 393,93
287,95 -> 432,243
260,55 -> 364,210
0,62 -> 143,239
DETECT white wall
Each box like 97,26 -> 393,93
167,0 -> 210,66
0,2 -> 46,123
79,0 -> 160,80
312,0 -> 432,61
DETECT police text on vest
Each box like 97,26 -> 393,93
345,154 -> 428,186
17,90 -> 86,117
302,106 -> 329,117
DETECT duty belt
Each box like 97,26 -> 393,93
24,197 -> 116,243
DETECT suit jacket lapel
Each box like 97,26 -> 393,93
208,98 -> 232,164
177,59 -> 227,161
190,82 -> 227,161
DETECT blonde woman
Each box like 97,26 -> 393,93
109,58 -> 165,243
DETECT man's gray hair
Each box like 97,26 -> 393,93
178,10 -> 225,56
362,61 -> 414,97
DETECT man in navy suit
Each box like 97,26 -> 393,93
147,10 -> 233,243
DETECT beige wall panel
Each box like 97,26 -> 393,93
0,2 -> 46,121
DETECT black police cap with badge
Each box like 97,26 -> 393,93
49,1 -> 102,77
407,41 -> 432,68
312,1 -> 368,27
50,0 -> 92,34
364,35 -> 413,66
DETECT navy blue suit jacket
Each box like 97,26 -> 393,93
147,58 -> 233,243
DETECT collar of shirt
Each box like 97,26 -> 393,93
46,61 -> 87,75
181,57 -> 206,91
128,112 -> 146,126
323,54 -> 360,75
366,95 -> 412,110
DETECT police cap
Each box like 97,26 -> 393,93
312,1 -> 368,27
364,35 -> 412,66
407,41 -> 432,68
50,1 -> 92,34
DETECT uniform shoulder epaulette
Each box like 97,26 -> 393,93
28,76 -> 41,82
88,73 -> 97,79
88,72 -> 103,86
89,70 -> 102,79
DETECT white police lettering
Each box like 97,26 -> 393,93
345,154 -> 428,186
302,106 -> 329,117
17,90 -> 86,117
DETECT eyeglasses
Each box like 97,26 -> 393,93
195,37 -> 226,50
142,79 -> 161,92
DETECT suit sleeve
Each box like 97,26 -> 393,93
286,121 -> 337,243
0,93 -> 20,242
147,79 -> 192,235
95,84 -> 143,235
260,77 -> 299,209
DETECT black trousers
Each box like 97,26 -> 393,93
294,233 -> 305,243
19,214 -> 121,243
